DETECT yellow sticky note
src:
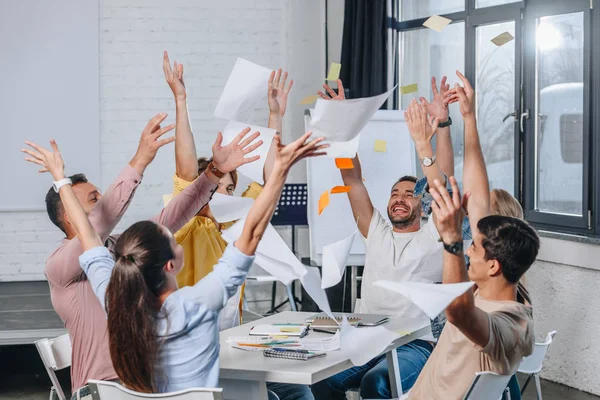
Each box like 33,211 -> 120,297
335,158 -> 354,169
400,83 -> 418,95
300,94 -> 319,105
280,327 -> 301,333
491,31 -> 514,47
331,185 -> 351,194
162,194 -> 173,207
326,62 -> 342,81
374,140 -> 387,153
318,191 -> 330,215
423,15 -> 452,32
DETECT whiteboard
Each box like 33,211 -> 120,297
0,0 -> 100,211
305,110 -> 416,265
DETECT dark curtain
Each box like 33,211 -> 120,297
340,0 -> 389,101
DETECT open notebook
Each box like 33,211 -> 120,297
306,312 -> 390,329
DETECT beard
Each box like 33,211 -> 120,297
387,207 -> 419,230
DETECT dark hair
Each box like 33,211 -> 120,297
197,157 -> 238,189
391,175 -> 417,193
45,174 -> 89,234
477,215 -> 540,284
107,221 -> 173,393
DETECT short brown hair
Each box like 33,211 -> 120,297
197,157 -> 238,188
491,189 -> 523,219
391,175 -> 417,193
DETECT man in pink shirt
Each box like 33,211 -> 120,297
37,112 -> 261,399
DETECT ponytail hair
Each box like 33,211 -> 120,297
106,221 -> 174,393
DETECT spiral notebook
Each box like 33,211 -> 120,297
306,312 -> 390,329
263,349 -> 326,361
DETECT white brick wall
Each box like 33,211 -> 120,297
0,0 -> 325,282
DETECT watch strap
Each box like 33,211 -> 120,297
437,116 -> 452,128
207,161 -> 225,179
53,178 -> 72,193
443,240 -> 464,255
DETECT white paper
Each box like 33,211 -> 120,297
340,316 -> 400,366
321,231 -> 357,289
209,193 -> 254,223
324,135 -> 361,159
214,58 -> 272,122
373,281 -> 475,320
301,331 -> 340,352
221,120 -> 276,185
308,88 -> 395,158
300,267 -> 334,320
221,218 -> 306,285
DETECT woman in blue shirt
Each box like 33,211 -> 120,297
25,132 -> 326,394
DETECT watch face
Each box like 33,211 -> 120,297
422,157 -> 432,167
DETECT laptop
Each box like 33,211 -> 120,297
305,312 -> 390,329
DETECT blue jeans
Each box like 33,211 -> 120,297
310,340 -> 433,399
267,382 -> 314,400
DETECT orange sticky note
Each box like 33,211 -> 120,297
300,94 -> 319,104
318,191 -> 330,215
331,186 -> 351,194
335,158 -> 354,169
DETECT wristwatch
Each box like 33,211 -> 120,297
421,154 -> 436,167
207,161 -> 225,179
443,240 -> 464,255
53,178 -> 72,193
437,116 -> 452,128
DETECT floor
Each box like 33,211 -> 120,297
1,282 -> 598,400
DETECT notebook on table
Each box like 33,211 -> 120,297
306,312 -> 390,329
249,324 -> 309,337
263,349 -> 326,361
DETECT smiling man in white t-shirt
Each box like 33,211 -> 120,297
311,77 -> 456,400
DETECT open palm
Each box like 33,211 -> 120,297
268,69 -> 293,117
212,128 -> 263,173
420,76 -> 449,121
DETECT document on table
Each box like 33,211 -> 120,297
339,317 -> 400,366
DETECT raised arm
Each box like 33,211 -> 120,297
264,68 -> 293,182
430,177 -> 490,348
163,51 -> 197,181
340,154 -> 373,238
446,71 -> 490,234
236,131 -> 328,255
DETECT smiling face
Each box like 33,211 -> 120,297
387,180 -> 421,231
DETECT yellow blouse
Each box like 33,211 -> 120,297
172,175 -> 263,322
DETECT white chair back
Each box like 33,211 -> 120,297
463,372 -> 512,400
88,380 -> 223,400
35,333 -> 72,400
518,330 -> 557,374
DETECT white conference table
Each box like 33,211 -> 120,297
218,311 -> 430,400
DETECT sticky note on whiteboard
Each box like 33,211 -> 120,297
374,140 -> 387,153
335,158 -> 354,169
318,191 -> 330,215
331,186 -> 351,194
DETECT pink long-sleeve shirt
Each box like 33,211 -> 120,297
45,165 -> 217,392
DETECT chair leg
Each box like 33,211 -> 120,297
285,284 -> 298,311
270,281 -> 277,314
534,373 -> 543,400
521,373 -> 533,394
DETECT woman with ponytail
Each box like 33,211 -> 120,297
25,132 -> 327,394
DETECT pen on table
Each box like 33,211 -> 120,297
271,348 -> 310,353
311,328 -> 337,335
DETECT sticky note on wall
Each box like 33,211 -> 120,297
331,186 -> 351,194
374,140 -> 387,153
318,191 -> 330,215
400,83 -> 418,95
423,15 -> 452,32
326,62 -> 342,81
335,158 -> 354,169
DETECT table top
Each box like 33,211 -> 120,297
218,311 -> 430,385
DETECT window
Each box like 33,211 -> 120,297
400,0 -> 463,21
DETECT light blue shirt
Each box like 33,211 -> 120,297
79,243 -> 255,392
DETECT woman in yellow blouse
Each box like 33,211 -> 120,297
163,51 -> 293,329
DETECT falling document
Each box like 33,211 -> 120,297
209,193 -> 254,223
321,230 -> 357,289
220,121 -> 277,185
373,281 -> 475,319
309,87 -> 395,158
301,267 -> 334,320
214,58 -> 272,122
340,317 -> 400,366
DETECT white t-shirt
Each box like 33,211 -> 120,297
360,209 -> 444,319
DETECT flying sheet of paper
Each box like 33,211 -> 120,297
491,31 -> 514,46
373,139 -> 387,153
423,15 -> 452,32
334,158 -> 354,169
221,217 -> 306,285
300,267 -> 334,320
325,135 -> 361,158
162,194 -> 173,207
330,186 -> 351,194
318,191 -> 330,215
301,331 -> 340,352
209,193 -> 254,223
326,62 -> 342,81
309,87 -> 394,153
373,281 -> 475,319
300,95 -> 319,105
221,120 -> 276,185
214,58 -> 272,121
340,316 -> 400,366
400,83 -> 418,95
321,230 -> 356,289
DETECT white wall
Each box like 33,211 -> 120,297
0,0 -> 325,281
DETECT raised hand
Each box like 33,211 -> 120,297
22,140 -> 65,181
163,51 -> 186,100
445,71 -> 475,117
130,113 -> 176,172
318,79 -> 345,100
268,68 -> 294,117
405,98 -> 440,146
211,128 -> 263,173
273,131 -> 328,172
420,76 -> 449,122
429,177 -> 466,244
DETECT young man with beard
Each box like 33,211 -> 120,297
311,77 -> 455,399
